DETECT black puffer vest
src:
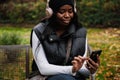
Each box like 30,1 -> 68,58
31,21 -> 87,72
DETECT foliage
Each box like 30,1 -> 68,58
0,32 -> 22,45
77,0 -> 120,27
0,26 -> 32,44
0,0 -> 120,26
0,0 -> 46,23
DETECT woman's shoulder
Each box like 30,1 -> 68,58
75,26 -> 87,37
74,22 -> 87,32
76,25 -> 87,33
33,20 -> 48,33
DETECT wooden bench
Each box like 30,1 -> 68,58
0,45 -> 31,80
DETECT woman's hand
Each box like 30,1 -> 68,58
72,56 -> 87,73
86,55 -> 100,74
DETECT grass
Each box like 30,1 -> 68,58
0,24 -> 120,80
0,25 -> 32,44
87,28 -> 120,80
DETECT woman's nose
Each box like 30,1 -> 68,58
64,12 -> 70,18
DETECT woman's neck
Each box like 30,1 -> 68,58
50,20 -> 70,36
55,29 -> 65,37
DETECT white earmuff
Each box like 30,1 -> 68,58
46,0 -> 53,18
74,0 -> 77,12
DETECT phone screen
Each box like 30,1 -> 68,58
90,50 -> 102,62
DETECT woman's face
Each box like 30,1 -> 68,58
56,5 -> 74,26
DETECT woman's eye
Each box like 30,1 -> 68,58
58,10 -> 65,14
58,9 -> 73,14
68,9 -> 73,13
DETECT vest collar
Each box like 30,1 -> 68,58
61,24 -> 75,38
48,24 -> 76,42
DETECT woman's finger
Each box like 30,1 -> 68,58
88,57 -> 99,69
74,57 -> 82,64
86,60 -> 96,71
74,56 -> 86,64
97,55 -> 100,65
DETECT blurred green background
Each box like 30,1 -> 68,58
0,0 -> 120,27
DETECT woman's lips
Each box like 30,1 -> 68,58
63,20 -> 70,24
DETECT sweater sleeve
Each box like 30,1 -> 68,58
31,31 -> 74,76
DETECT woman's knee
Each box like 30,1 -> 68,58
46,74 -> 76,80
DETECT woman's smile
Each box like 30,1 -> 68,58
63,20 -> 71,24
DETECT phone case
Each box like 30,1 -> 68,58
90,50 -> 102,62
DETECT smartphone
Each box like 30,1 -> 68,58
90,50 -> 102,63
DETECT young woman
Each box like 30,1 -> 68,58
30,0 -> 100,80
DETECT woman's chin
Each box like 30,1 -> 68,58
62,21 -> 70,26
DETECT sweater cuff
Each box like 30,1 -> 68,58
68,66 -> 76,76
72,72 -> 77,76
